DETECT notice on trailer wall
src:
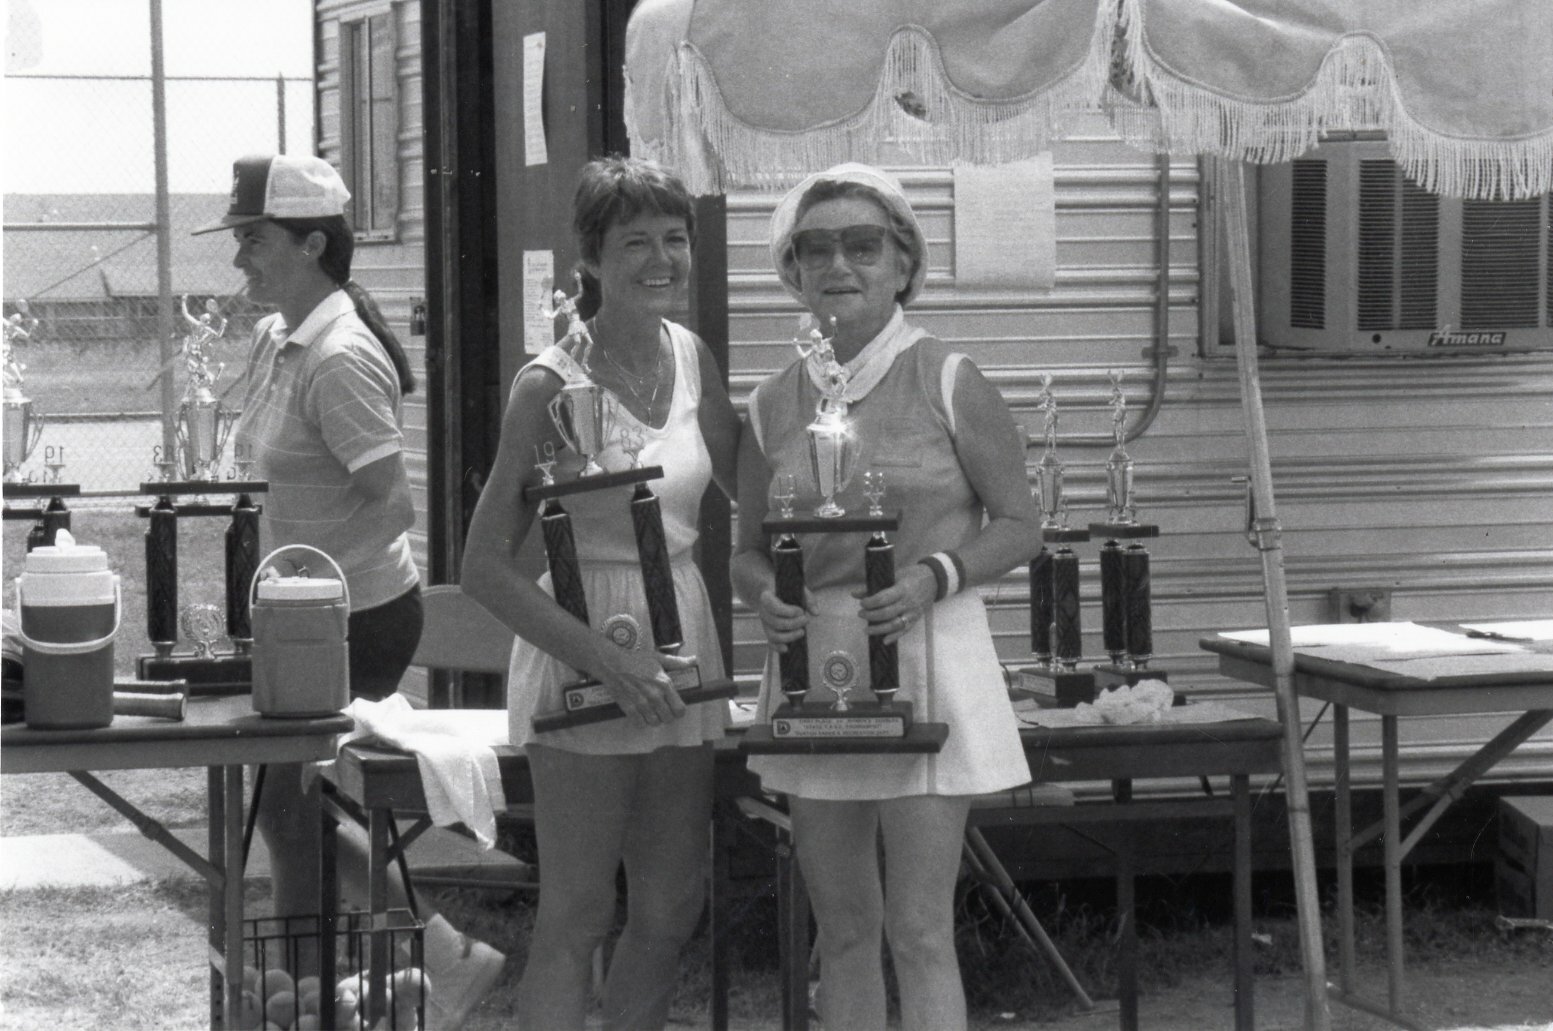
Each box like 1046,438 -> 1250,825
524,250 -> 556,354
953,154 -> 1056,291
524,32 -> 548,166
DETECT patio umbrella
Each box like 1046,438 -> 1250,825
625,2 -> 1553,1027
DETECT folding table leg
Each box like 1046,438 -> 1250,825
1335,704 -> 1354,992
207,767 -> 224,1029
775,833 -> 809,1031
1232,774 -> 1254,1031
962,826 -> 1099,1010
223,766 -> 243,1031
1113,779 -> 1137,1031
711,801 -> 731,1031
1383,715 -> 1403,1015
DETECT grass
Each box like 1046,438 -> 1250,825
4,867 -> 1548,1031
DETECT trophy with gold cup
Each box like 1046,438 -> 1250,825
136,297 -> 267,693
3,301 -> 45,483
527,280 -> 735,732
743,318 -> 946,753
2,300 -> 82,550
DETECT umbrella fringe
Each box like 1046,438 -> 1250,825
1109,8 -> 1553,202
657,20 -> 1114,194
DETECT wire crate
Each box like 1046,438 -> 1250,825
241,908 -> 426,1030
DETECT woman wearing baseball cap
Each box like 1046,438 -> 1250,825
197,153 -> 503,1028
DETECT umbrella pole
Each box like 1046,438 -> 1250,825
1215,158 -> 1332,1031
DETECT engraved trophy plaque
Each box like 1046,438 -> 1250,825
526,284 -> 735,732
745,320 -> 946,754
136,297 -> 267,692
1,301 -> 82,551
1088,369 -> 1163,689
1015,374 -> 1097,707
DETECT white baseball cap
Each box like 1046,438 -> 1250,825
192,154 -> 351,235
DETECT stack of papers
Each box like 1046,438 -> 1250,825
1221,621 -> 1553,680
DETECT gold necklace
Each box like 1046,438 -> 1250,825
596,329 -> 668,419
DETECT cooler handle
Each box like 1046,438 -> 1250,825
249,544 -> 352,614
12,581 -> 123,656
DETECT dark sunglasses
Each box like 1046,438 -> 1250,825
791,224 -> 893,271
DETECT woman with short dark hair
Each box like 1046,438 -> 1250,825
462,155 -> 740,1030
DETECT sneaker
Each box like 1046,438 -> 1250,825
422,915 -> 505,1030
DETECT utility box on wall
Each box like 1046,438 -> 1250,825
1496,796 -> 1553,919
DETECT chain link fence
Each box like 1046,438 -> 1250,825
4,71 -> 312,496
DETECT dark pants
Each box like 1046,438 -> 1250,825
348,584 -> 423,700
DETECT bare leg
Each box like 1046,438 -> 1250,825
598,745 -> 715,1031
789,797 -> 887,1031
517,745 -> 638,1031
255,761 -> 413,926
880,794 -> 972,1031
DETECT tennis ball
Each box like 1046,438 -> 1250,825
258,967 -> 295,1002
294,975 -> 321,1004
262,988 -> 296,1029
295,1014 -> 322,1031
241,965 -> 263,997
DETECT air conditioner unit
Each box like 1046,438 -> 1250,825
1258,139 -> 1553,353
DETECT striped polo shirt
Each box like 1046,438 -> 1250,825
236,289 -> 417,611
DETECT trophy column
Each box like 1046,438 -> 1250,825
1013,375 -> 1098,707
1090,370 -> 1166,689
525,456 -> 737,731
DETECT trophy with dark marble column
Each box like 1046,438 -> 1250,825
526,283 -> 735,732
136,297 -> 267,693
1015,374 -> 1097,706
743,318 -> 946,753
1088,369 -> 1163,688
2,301 -> 83,551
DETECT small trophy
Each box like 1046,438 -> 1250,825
744,320 -> 946,753
525,290 -> 735,732
3,301 -> 45,483
173,297 -> 236,482
1014,375 -> 1096,707
1,303 -> 81,551
136,298 -> 266,693
1088,369 -> 1163,689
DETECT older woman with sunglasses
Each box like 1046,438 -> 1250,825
731,164 -> 1039,1031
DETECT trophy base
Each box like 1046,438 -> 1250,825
532,670 -> 738,733
1008,667 -> 1098,708
740,713 -> 948,754
136,653 -> 251,695
1093,665 -> 1171,690
1087,522 -> 1161,540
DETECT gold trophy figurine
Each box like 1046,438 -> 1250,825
173,297 -> 235,481
797,315 -> 859,518
3,300 -> 44,482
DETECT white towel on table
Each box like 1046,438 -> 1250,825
341,695 -> 511,849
